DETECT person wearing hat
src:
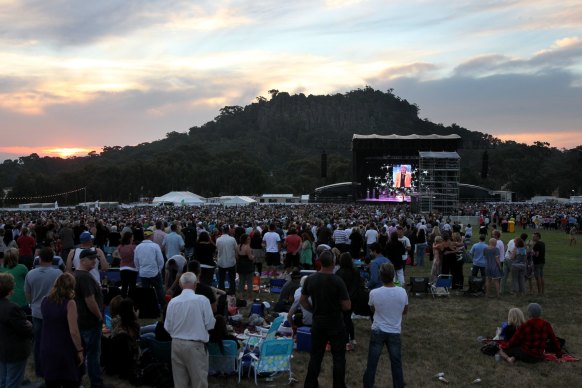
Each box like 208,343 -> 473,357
274,268 -> 302,312
66,231 -> 109,284
74,248 -> 105,387
498,303 -> 562,363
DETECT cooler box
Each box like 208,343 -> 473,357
297,326 -> 312,352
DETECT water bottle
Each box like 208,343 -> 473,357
494,353 -> 501,363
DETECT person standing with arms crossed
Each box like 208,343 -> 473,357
363,263 -> 408,388
300,250 -> 351,388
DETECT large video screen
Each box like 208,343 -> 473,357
362,162 -> 416,203
392,164 -> 412,188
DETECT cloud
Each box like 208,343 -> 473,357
0,0 -> 255,46
368,69 -> 582,149
375,62 -> 439,80
454,37 -> 582,76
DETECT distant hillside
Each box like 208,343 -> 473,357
1,87 -> 580,203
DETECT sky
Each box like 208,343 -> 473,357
1,0 -> 581,161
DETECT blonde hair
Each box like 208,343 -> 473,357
3,248 -> 20,268
507,307 -> 525,327
48,273 -> 76,304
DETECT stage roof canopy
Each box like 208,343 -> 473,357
352,134 -> 462,140
418,151 -> 460,159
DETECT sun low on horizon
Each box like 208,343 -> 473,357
45,147 -> 95,158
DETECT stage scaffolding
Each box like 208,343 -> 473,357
418,152 -> 460,214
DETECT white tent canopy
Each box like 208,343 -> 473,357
206,196 -> 256,207
152,191 -> 205,206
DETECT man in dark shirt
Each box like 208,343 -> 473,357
182,222 -> 197,260
301,251 -> 351,388
275,269 -> 301,312
74,249 -> 104,388
499,303 -> 561,363
532,232 -> 545,295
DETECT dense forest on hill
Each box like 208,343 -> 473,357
1,87 -> 581,204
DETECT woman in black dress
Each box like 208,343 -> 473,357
195,231 -> 217,285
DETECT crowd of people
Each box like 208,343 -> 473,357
0,200 -> 577,387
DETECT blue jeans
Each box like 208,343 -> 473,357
415,243 -> 427,266
33,317 -> 43,377
81,326 -> 103,388
0,359 -> 27,388
363,329 -> 404,388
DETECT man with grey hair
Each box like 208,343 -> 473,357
164,272 -> 216,388
498,303 -> 562,363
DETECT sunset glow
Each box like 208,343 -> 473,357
0,0 -> 581,162
45,148 -> 95,158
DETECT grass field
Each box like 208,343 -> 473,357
25,228 -> 582,387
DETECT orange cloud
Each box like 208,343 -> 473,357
495,131 -> 581,149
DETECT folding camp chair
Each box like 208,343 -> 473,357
242,315 -> 285,351
248,338 -> 295,385
409,276 -> 429,296
269,279 -> 286,293
239,315 -> 285,382
208,340 -> 238,376
430,274 -> 452,298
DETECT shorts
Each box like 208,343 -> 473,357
265,252 -> 281,267
534,264 -> 544,278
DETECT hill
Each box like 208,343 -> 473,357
1,87 -> 580,204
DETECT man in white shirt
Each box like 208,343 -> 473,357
134,229 -> 165,308
502,235 -> 517,294
364,224 -> 379,258
262,223 -> 282,278
363,263 -> 408,388
165,272 -> 216,388
216,225 -> 238,294
396,226 -> 411,285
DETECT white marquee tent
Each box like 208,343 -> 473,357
207,196 -> 256,206
152,191 -> 205,206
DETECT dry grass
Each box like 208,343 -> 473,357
25,229 -> 581,387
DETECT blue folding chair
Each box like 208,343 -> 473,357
248,338 -> 295,385
239,315 -> 285,382
430,274 -> 453,298
208,340 -> 238,376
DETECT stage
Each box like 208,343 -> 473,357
357,195 -> 412,203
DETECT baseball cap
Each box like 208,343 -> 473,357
79,231 -> 93,243
79,249 -> 98,260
